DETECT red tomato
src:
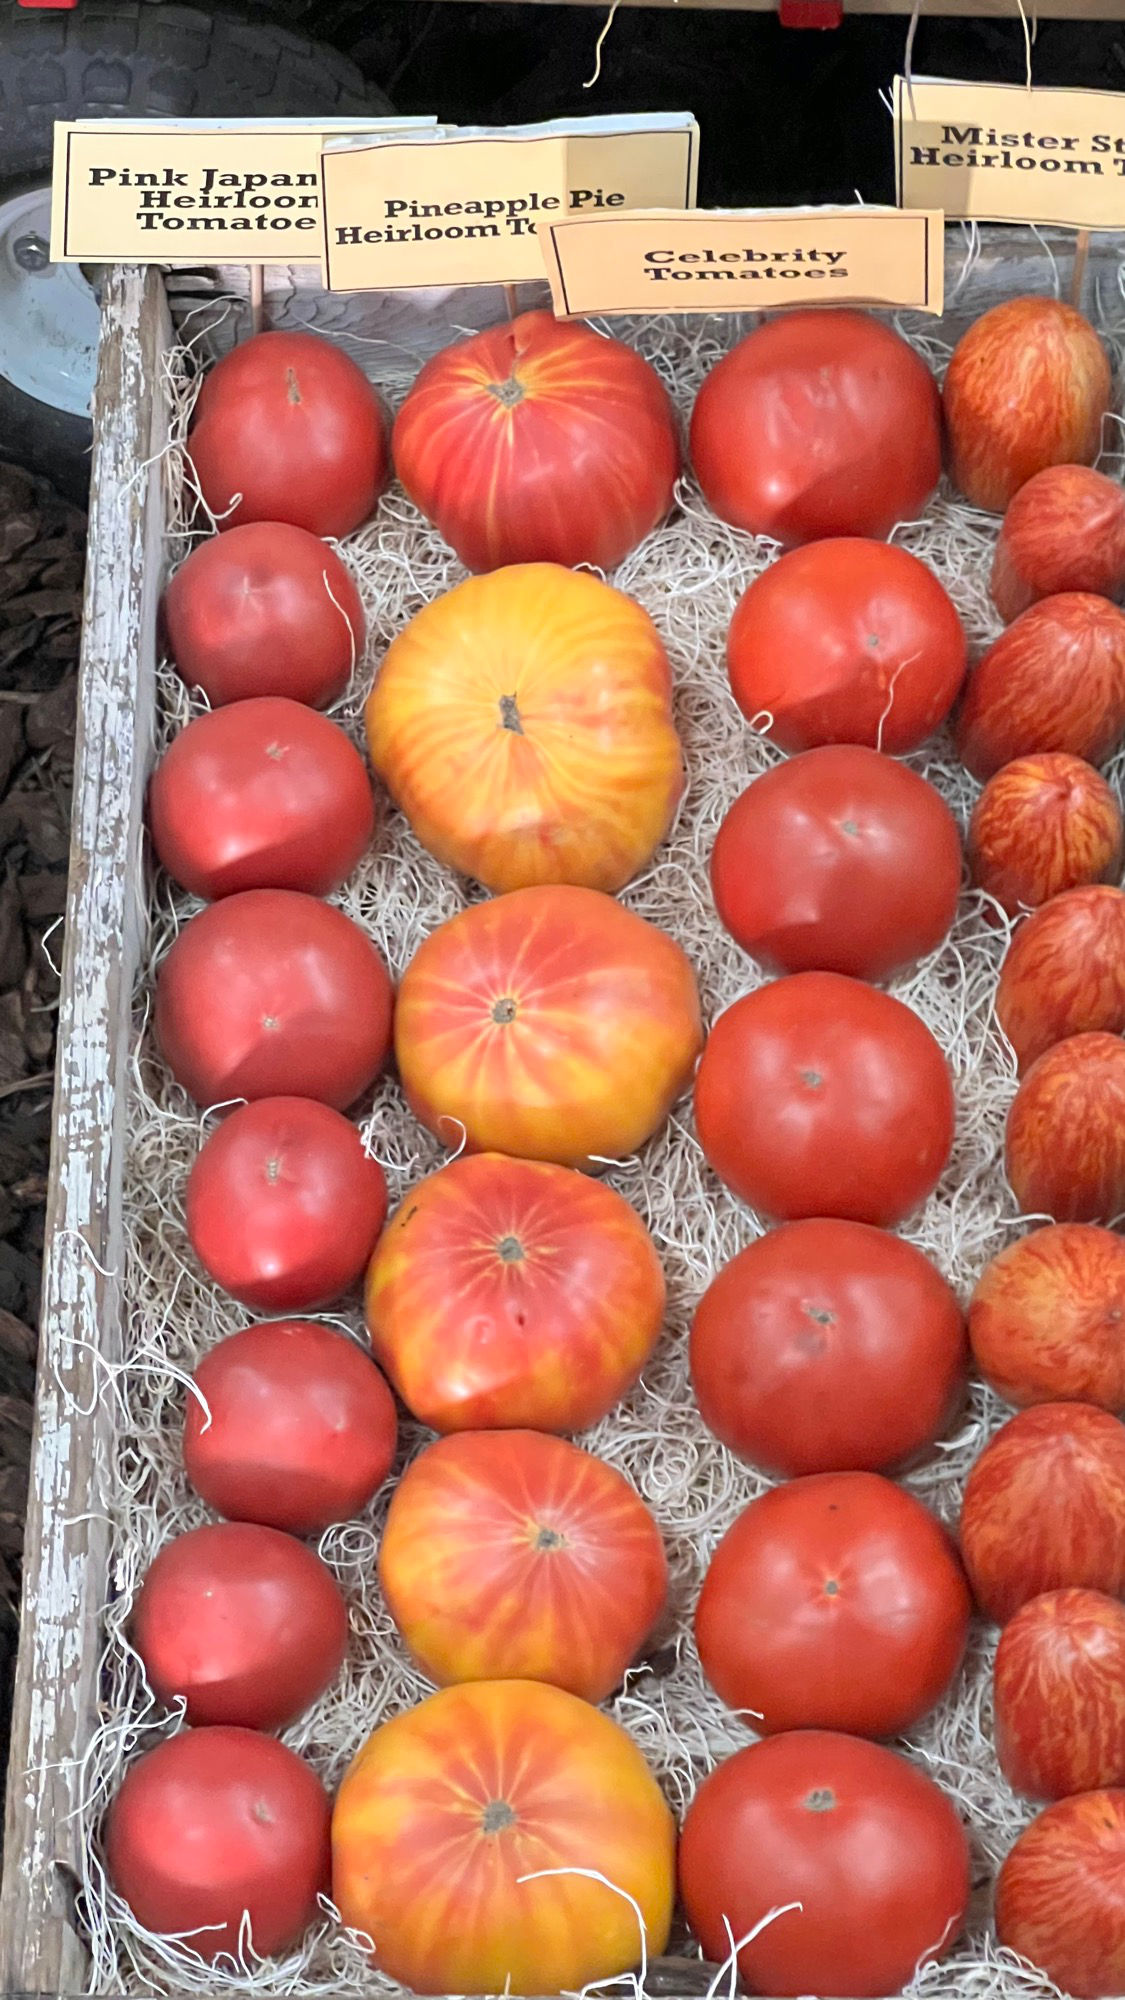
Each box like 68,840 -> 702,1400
727,540 -> 965,755
378,1430 -> 667,1702
161,521 -> 365,709
364,1151 -> 665,1433
1006,1031 -> 1125,1223
155,889 -> 393,1112
695,1471 -> 969,1738
691,1219 -> 966,1477
690,310 -> 941,545
996,1790 -> 1125,1998
393,311 -> 680,573
678,1731 -> 970,1999
959,1402 -> 1125,1622
188,331 -> 389,539
957,593 -> 1125,779
944,298 -> 1110,513
148,698 -> 375,900
186,1097 -> 387,1312
105,1727 -> 330,1960
968,1224 -> 1125,1411
132,1521 -> 347,1730
694,972 -> 954,1227
992,464 -> 1125,621
332,1679 -> 675,1994
997,887 -> 1125,1074
183,1319 -> 397,1535
994,1588 -> 1125,1800
969,754 -> 1123,918
395,886 -> 702,1168
711,746 -> 961,980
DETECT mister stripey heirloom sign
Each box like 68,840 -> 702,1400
895,77 -> 1125,229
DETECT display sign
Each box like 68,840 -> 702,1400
540,206 -> 945,317
319,117 -> 700,290
50,118 -> 436,264
895,77 -> 1125,229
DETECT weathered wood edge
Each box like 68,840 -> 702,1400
0,264 -> 170,1999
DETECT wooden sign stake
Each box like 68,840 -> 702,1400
503,284 -> 519,322
249,263 -> 265,336
1070,229 -> 1090,311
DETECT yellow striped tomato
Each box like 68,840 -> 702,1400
378,1430 -> 667,1700
332,1679 -> 675,1995
367,563 -> 683,894
394,885 -> 702,1168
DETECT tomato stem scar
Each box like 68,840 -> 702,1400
487,375 -> 525,409
499,694 -> 524,734
492,997 -> 518,1025
497,1235 -> 525,1264
481,1799 -> 517,1833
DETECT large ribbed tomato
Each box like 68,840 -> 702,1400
332,1679 -> 676,1995
392,311 -> 680,573
366,564 -> 683,894
365,1152 -> 664,1433
395,886 -> 702,1168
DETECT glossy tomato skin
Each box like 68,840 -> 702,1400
366,564 -> 682,894
727,540 -> 965,755
148,698 -> 375,900
183,1320 -> 397,1535
332,1678 -> 675,1995
161,522 -> 365,710
690,310 -> 940,545
944,298 -> 1110,513
997,887 -> 1125,1073
691,1219 -> 966,1477
957,593 -> 1125,779
132,1521 -> 348,1730
365,1151 -> 664,1433
991,464 -> 1125,621
188,331 -> 389,539
105,1727 -> 331,1960
996,1790 -> 1125,1998
155,890 -> 393,1112
186,1097 -> 387,1312
969,754 -> 1123,919
395,886 -> 702,1169
969,1224 -> 1125,1411
994,1588 -> 1125,1799
393,311 -> 680,573
1006,1031 -> 1125,1222
694,972 -> 954,1227
959,1402 -> 1125,1622
378,1430 -> 667,1701
695,1471 -> 969,1738
711,746 -> 961,980
678,1730 -> 970,1999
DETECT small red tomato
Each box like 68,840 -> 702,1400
944,298 -> 1110,514
695,1471 -> 969,1738
996,1791 -> 1125,1999
155,890 -> 393,1112
968,1224 -> 1125,1411
957,593 -> 1125,779
997,886 -> 1125,1074
969,754 -> 1123,918
183,1320 -> 397,1535
691,1219 -> 966,1477
711,746 -> 962,981
188,331 -> 389,539
132,1522 -> 348,1730
105,1727 -> 331,1960
995,1588 -> 1125,1800
186,1097 -> 387,1312
1006,1031 -> 1125,1223
960,1402 -> 1125,1622
991,464 -> 1125,622
148,698 -> 375,900
162,521 -> 365,710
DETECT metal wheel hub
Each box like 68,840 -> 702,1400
0,186 -> 100,416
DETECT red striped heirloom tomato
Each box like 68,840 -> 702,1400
994,1588 -> 1125,1799
991,464 -> 1125,620
996,1791 -> 1125,1999
957,594 -> 1125,779
944,298 -> 1110,513
959,1402 -> 1125,1621
1005,1031 -> 1125,1222
968,1224 -> 1125,1411
996,886 -> 1125,1073
968,755 -> 1123,918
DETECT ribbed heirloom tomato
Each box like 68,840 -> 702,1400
393,310 -> 680,572
395,886 -> 702,1168
332,1679 -> 676,1995
365,1151 -> 665,1433
366,564 -> 683,893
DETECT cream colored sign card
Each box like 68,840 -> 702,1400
50,120 -> 432,263
541,207 -> 945,318
895,77 -> 1125,229
320,125 -> 699,290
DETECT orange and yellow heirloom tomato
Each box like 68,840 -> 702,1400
377,1429 -> 667,1701
394,885 -> 702,1168
366,563 -> 683,894
365,1151 -> 665,1433
331,1678 -> 676,1995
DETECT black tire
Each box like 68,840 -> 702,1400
0,1 -> 392,499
